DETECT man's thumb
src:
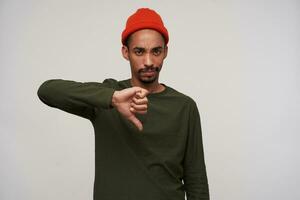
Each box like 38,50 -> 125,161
128,115 -> 143,132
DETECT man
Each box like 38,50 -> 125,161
37,8 -> 209,200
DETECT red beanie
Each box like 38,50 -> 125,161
121,8 -> 169,45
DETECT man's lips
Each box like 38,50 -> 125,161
139,67 -> 160,77
141,71 -> 155,76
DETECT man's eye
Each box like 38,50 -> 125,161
153,50 -> 161,56
135,51 -> 143,55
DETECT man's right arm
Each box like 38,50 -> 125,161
37,79 -> 116,120
37,78 -> 149,130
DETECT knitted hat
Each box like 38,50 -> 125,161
121,8 -> 169,45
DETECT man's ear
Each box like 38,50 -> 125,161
163,45 -> 168,59
121,45 -> 129,61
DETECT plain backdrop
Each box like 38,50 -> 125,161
1,0 -> 299,200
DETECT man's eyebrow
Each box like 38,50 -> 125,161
152,46 -> 163,50
133,47 -> 145,51
132,46 -> 164,51
133,46 -> 163,50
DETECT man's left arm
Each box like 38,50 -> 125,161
183,100 -> 210,200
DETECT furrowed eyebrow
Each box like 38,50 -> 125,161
132,46 -> 163,52
152,46 -> 163,51
133,47 -> 145,51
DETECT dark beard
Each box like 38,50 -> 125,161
138,66 -> 161,84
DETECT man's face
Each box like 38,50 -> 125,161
122,29 -> 168,84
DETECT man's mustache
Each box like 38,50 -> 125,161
138,66 -> 161,73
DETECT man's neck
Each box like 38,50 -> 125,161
130,79 -> 165,94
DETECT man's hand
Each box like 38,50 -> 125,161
111,87 -> 149,131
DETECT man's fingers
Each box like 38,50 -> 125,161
128,115 -> 143,131
130,103 -> 147,111
131,109 -> 147,115
132,96 -> 148,105
135,89 -> 149,99
125,87 -> 141,98
142,88 -> 150,96
130,106 -> 147,114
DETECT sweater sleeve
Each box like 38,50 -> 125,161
37,78 -> 117,120
183,100 -> 210,200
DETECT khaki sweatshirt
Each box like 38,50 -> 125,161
37,78 -> 209,200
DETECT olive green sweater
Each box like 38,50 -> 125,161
37,78 -> 209,200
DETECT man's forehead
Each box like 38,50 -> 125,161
129,29 -> 165,47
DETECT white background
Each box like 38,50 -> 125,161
1,0 -> 299,200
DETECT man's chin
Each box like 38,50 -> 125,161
139,76 -> 158,84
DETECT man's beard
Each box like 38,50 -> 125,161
138,66 -> 161,84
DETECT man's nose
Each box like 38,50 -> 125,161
144,53 -> 153,67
